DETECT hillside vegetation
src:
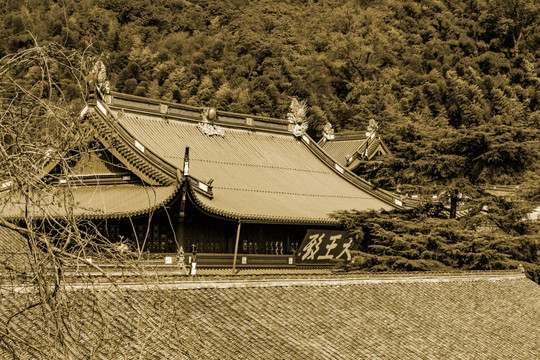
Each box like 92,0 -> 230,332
2,0 -> 539,185
1,0 -> 539,276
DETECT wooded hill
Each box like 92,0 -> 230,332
2,0 -> 539,190
1,0 -> 539,274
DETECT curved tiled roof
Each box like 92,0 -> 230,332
320,137 -> 367,164
1,91 -> 403,223
109,105 -> 397,223
1,274 -> 539,359
0,184 -> 179,220
319,134 -> 392,171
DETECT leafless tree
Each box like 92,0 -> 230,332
0,40 -> 188,359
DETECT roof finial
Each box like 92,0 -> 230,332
91,60 -> 110,95
366,118 -> 378,139
322,122 -> 335,140
287,98 -> 308,137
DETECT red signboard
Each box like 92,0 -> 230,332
295,229 -> 358,264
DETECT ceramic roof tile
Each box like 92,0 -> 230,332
0,226 -> 31,275
1,274 -> 539,359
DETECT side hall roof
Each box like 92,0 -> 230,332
88,92 -> 402,224
318,133 -> 392,171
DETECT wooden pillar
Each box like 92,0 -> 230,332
175,221 -> 185,253
174,180 -> 188,250
232,220 -> 242,275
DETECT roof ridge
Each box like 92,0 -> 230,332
331,133 -> 369,141
85,105 -> 177,185
107,91 -> 291,134
7,272 -> 526,292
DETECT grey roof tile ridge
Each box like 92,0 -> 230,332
327,133 -> 370,141
109,91 -> 290,133
8,272 -> 525,293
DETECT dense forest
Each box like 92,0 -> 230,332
2,0 -> 539,187
1,0 -> 539,274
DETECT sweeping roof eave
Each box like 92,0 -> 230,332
187,187 -> 342,226
0,183 -> 181,221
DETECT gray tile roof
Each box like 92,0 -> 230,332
0,225 -> 31,276
1,273 -> 539,359
319,134 -> 392,171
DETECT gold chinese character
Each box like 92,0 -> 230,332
317,234 -> 342,260
301,234 -> 324,260
335,237 -> 354,261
